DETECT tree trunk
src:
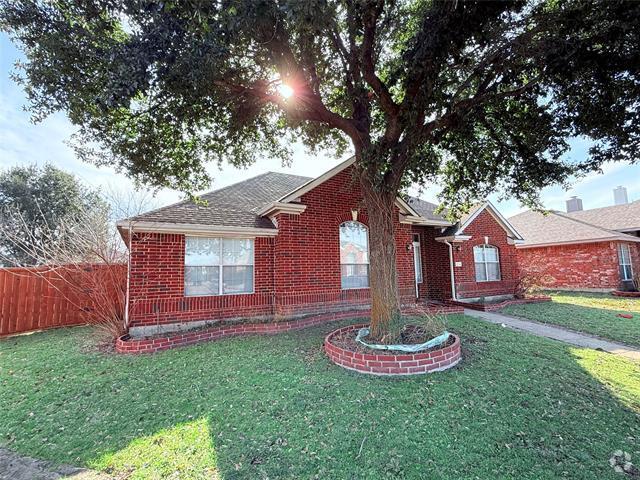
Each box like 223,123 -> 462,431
361,182 -> 401,342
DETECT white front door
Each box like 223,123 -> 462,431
412,234 -> 423,298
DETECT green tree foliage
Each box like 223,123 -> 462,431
0,164 -> 109,266
2,0 -> 638,335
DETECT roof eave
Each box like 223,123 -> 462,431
516,236 -> 640,249
400,215 -> 454,227
256,202 -> 307,217
116,220 -> 279,237
435,235 -> 472,243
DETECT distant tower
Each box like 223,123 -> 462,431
566,196 -> 583,213
613,186 -> 629,206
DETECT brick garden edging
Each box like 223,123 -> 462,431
116,303 -> 464,354
116,310 -> 370,354
448,296 -> 552,312
324,324 -> 461,376
612,290 -> 640,298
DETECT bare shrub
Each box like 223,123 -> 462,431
513,272 -> 551,298
0,189 -> 156,340
381,307 -> 447,345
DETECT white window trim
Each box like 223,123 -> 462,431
339,221 -> 370,290
413,234 -> 423,284
184,237 -> 255,297
619,243 -> 634,281
474,245 -> 501,283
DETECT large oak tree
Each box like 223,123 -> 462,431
2,0 -> 639,339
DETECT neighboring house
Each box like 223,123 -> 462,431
509,188 -> 640,291
118,158 -> 523,336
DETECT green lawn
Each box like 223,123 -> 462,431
1,315 -> 639,479
503,291 -> 640,346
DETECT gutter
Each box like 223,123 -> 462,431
116,221 -> 279,238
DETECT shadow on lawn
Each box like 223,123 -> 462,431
0,316 -> 639,479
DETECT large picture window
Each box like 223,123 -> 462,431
185,237 -> 254,296
340,221 -> 369,289
619,243 -> 633,281
474,245 -> 500,282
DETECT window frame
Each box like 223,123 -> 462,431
339,221 -> 370,290
413,233 -> 423,284
618,243 -> 634,281
184,236 -> 255,297
473,244 -> 501,283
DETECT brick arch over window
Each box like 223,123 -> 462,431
473,244 -> 501,282
339,221 -> 370,289
334,211 -> 369,227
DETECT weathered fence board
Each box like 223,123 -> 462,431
0,265 -> 125,337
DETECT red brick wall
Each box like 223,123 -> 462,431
127,167 -> 418,329
517,241 -> 619,290
452,209 -> 520,299
128,233 -> 275,327
517,240 -> 638,290
126,171 -> 519,329
415,226 -> 452,301
272,167 -> 416,314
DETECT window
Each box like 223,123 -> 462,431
185,237 -> 254,296
619,243 -> 633,281
340,221 -> 369,289
474,245 -> 500,282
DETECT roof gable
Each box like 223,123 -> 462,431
277,156 -> 428,219
453,202 -> 523,240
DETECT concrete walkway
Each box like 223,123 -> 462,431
464,309 -> 640,362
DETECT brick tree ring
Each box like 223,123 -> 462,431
324,323 -> 461,376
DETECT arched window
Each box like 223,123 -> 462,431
339,221 -> 369,289
474,245 -> 500,282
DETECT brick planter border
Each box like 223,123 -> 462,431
612,290 -> 640,298
116,310 -> 368,354
324,324 -> 461,376
116,302 -> 465,354
448,296 -> 552,312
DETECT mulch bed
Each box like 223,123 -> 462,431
330,325 -> 455,356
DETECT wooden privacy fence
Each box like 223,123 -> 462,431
0,264 -> 125,337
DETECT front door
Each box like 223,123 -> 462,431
412,234 -> 423,298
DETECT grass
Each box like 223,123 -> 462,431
1,315 -> 639,479
503,291 -> 640,346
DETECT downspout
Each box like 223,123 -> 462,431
444,240 -> 457,301
124,222 -> 132,331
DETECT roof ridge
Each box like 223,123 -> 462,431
566,198 -> 639,215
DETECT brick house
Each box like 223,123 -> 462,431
509,191 -> 640,291
118,158 -> 524,336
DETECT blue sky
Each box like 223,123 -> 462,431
2,32 -> 639,217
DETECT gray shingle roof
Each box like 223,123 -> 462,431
126,172 -> 457,230
128,172 -> 311,229
508,209 -> 640,247
405,196 -> 448,222
564,200 -> 640,232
